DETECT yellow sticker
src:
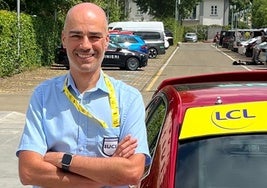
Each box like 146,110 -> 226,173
180,101 -> 267,140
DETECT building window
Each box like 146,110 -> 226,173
211,5 -> 218,15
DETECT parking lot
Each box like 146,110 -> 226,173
0,42 -> 266,187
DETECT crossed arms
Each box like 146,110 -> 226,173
18,135 -> 145,188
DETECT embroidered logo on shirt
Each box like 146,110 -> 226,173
102,137 -> 119,156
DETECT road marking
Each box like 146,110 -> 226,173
213,45 -> 252,71
145,46 -> 180,91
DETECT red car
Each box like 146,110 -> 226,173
140,71 -> 267,188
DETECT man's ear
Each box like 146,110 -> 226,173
61,31 -> 66,48
105,35 -> 110,49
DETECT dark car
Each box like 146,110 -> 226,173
221,30 -> 235,48
140,71 -> 267,188
103,42 -> 148,70
165,29 -> 174,46
55,43 -> 148,71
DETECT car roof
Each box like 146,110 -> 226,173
157,71 -> 267,107
156,71 -> 267,93
155,71 -> 267,137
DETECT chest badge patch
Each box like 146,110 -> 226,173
102,137 -> 119,156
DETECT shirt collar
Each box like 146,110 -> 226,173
62,71 -> 109,95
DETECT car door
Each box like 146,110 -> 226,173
140,92 -> 178,188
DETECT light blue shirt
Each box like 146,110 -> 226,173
17,72 -> 151,188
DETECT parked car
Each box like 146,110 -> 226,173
55,42 -> 148,71
184,32 -> 198,42
109,34 -> 148,54
229,29 -> 264,52
221,30 -> 235,48
103,42 -> 148,70
140,71 -> 267,188
132,31 -> 166,58
110,31 -> 166,59
237,37 -> 257,55
165,29 -> 174,46
258,43 -> 267,63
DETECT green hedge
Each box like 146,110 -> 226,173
0,10 -> 59,77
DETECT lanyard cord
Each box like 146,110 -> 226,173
63,73 -> 120,128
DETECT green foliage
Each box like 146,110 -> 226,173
133,0 -> 202,20
0,0 -> 128,77
0,10 -> 18,77
162,17 -> 184,43
0,10 -> 57,77
251,0 -> 267,28
230,0 -> 253,12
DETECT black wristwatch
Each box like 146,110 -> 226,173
61,153 -> 73,171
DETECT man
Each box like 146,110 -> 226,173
17,3 -> 150,188
251,31 -> 266,64
214,32 -> 220,48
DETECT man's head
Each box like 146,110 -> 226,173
62,3 -> 109,74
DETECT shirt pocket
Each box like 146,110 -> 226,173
97,127 -> 120,157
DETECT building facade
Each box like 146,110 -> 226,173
126,0 -> 229,26
183,0 -> 229,26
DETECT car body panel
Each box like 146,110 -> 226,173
141,71 -> 267,188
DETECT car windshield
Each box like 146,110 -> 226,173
176,134 -> 267,188
108,42 -> 121,50
187,33 -> 196,36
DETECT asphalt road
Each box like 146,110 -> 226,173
1,43 -> 266,187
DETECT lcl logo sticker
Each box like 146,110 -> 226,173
211,109 -> 256,130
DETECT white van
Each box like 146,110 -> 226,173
109,21 -> 164,32
108,21 -> 168,57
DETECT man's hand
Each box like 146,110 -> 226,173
113,135 -> 137,158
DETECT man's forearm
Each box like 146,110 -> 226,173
69,154 -> 145,186
44,152 -> 145,186
18,151 -> 103,188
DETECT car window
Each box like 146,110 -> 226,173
134,32 -> 161,40
144,96 -> 167,178
146,96 -> 167,156
117,36 -> 126,43
126,36 -> 138,43
176,134 -> 267,188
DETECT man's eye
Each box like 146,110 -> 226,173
90,36 -> 102,41
71,35 -> 82,39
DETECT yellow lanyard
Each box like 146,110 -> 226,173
63,73 -> 120,128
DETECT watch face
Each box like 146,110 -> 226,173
62,153 -> 72,165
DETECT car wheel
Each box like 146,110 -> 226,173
126,57 -> 139,71
148,48 -> 158,58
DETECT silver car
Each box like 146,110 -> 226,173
184,32 -> 198,42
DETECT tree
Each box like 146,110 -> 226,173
251,0 -> 267,28
229,0 -> 253,12
133,0 -> 202,20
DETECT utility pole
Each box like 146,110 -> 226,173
17,0 -> 20,57
175,0 -> 181,22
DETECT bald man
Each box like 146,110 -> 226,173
17,3 -> 151,188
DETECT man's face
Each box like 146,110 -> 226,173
62,11 -> 109,73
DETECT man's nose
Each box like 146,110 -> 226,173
80,36 -> 92,49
